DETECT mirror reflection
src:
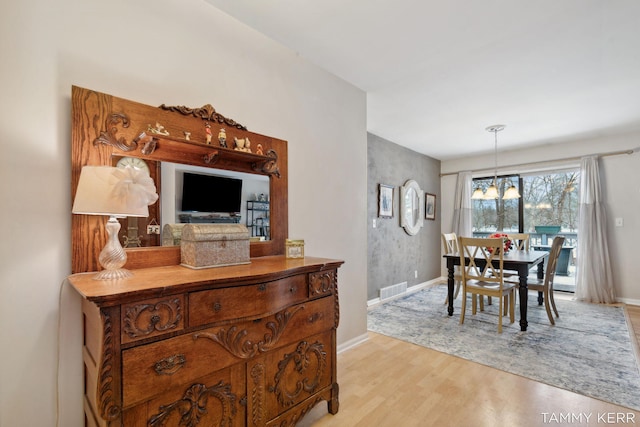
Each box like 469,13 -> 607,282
162,162 -> 270,245
116,157 -> 270,248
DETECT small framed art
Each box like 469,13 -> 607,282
425,193 -> 436,220
378,184 -> 394,218
285,239 -> 305,258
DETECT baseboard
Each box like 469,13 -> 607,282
368,278 -> 443,308
337,332 -> 369,354
618,297 -> 640,306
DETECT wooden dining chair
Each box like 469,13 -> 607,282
458,236 -> 516,333
443,232 -> 494,308
524,236 -> 566,325
442,232 -> 461,304
503,233 -> 532,279
507,233 -> 530,251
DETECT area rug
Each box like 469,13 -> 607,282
368,285 -> 640,411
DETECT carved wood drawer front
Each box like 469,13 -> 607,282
121,295 -> 185,344
189,274 -> 308,327
262,331 -> 334,420
122,365 -> 246,427
121,296 -> 335,408
308,270 -> 336,299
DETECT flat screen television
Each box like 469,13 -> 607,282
181,172 -> 243,214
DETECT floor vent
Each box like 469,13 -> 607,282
380,282 -> 407,301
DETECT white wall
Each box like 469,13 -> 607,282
440,132 -> 640,303
0,1 -> 368,425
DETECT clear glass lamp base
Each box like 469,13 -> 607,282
94,216 -> 133,281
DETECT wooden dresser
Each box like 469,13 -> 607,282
68,256 -> 343,426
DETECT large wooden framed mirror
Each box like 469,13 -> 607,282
71,86 -> 288,274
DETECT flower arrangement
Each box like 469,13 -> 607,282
488,233 -> 512,254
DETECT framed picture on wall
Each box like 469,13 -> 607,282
378,184 -> 394,218
425,193 -> 436,220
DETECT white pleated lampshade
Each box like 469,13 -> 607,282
72,166 -> 157,217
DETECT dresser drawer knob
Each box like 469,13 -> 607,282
308,313 -> 322,323
213,302 -> 222,312
289,286 -> 297,293
154,354 -> 186,375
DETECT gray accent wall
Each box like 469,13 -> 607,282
368,133 -> 441,301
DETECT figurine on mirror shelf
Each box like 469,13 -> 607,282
205,122 -> 212,144
218,128 -> 227,147
234,136 -> 244,151
256,143 -> 264,155
234,136 -> 252,152
147,121 -> 170,136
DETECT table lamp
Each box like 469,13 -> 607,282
72,165 -> 158,280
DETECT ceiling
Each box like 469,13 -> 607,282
204,0 -> 640,160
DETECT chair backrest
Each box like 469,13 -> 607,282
508,233 -> 530,251
458,236 -> 505,287
441,232 -> 458,255
544,236 -> 566,288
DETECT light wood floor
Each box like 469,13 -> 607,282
300,299 -> 640,427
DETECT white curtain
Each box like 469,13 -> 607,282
575,156 -> 615,303
452,171 -> 473,237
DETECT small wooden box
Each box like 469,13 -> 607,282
181,224 -> 250,268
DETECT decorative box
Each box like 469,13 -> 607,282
285,239 -> 305,259
162,223 -> 186,246
181,224 -> 250,268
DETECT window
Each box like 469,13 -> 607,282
472,175 -> 521,233
522,171 -> 579,236
472,170 -> 579,235
472,169 -> 579,291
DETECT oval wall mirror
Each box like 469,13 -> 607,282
400,179 -> 424,236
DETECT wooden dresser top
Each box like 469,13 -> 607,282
67,255 -> 344,306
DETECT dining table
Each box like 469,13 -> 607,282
443,249 -> 549,331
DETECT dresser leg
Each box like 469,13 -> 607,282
328,383 -> 339,414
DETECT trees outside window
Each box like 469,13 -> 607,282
523,171 -> 579,233
472,170 -> 579,234
472,175 -> 520,232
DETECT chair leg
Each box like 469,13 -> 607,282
460,290 -> 467,325
549,288 -> 559,318
497,297 -> 503,333
543,289 -> 555,325
509,290 -> 515,323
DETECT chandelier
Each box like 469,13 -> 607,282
471,124 -> 521,200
